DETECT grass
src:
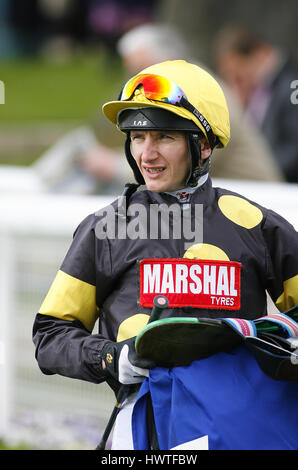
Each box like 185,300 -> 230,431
0,51 -> 123,122
0,439 -> 30,450
0,50 -> 124,165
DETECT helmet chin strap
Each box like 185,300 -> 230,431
124,133 -> 145,185
186,133 -> 212,187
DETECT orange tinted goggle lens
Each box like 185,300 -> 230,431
120,74 -> 186,104
119,73 -> 216,148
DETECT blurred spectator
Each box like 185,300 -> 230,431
117,22 -> 189,73
0,0 -> 18,58
213,24 -> 298,183
6,0 -> 158,59
32,125 -> 130,194
33,22 -> 283,195
7,0 -> 44,56
86,0 -> 158,54
7,0 -> 89,58
38,0 -> 89,57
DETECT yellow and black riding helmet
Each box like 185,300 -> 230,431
102,60 -> 230,187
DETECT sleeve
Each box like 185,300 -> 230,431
262,208 -> 298,312
32,314 -> 110,383
32,213 -> 112,384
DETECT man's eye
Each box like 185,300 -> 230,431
131,133 -> 143,140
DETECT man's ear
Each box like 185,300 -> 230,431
201,138 -> 212,160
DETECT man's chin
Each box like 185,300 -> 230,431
145,181 -> 168,192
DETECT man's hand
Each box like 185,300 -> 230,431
101,337 -> 155,384
80,146 -> 119,181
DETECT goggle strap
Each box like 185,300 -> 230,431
124,134 -> 145,185
180,97 -> 215,148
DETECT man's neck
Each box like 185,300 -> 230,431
165,174 -> 208,202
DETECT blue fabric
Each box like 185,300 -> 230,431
132,345 -> 298,450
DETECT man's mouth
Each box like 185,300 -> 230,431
144,167 -> 165,174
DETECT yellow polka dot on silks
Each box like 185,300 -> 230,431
218,195 -> 263,229
184,243 -> 230,260
117,313 -> 150,342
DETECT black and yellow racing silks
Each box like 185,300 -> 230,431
33,178 -> 298,387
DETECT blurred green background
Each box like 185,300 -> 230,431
0,52 -> 124,166
2,0 -> 298,170
0,0 -> 160,171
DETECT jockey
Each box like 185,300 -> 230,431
33,60 -> 298,449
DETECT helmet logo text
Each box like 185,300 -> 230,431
133,120 -> 148,126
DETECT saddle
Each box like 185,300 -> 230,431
135,304 -> 298,381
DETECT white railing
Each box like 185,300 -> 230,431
0,188 -> 116,447
0,172 -> 297,448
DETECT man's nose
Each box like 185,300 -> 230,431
141,135 -> 158,162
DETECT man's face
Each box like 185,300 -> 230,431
130,130 -> 190,192
217,51 -> 258,105
122,48 -> 156,76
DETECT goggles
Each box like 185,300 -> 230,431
119,73 -> 216,147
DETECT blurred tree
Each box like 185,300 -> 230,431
157,0 -> 298,66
